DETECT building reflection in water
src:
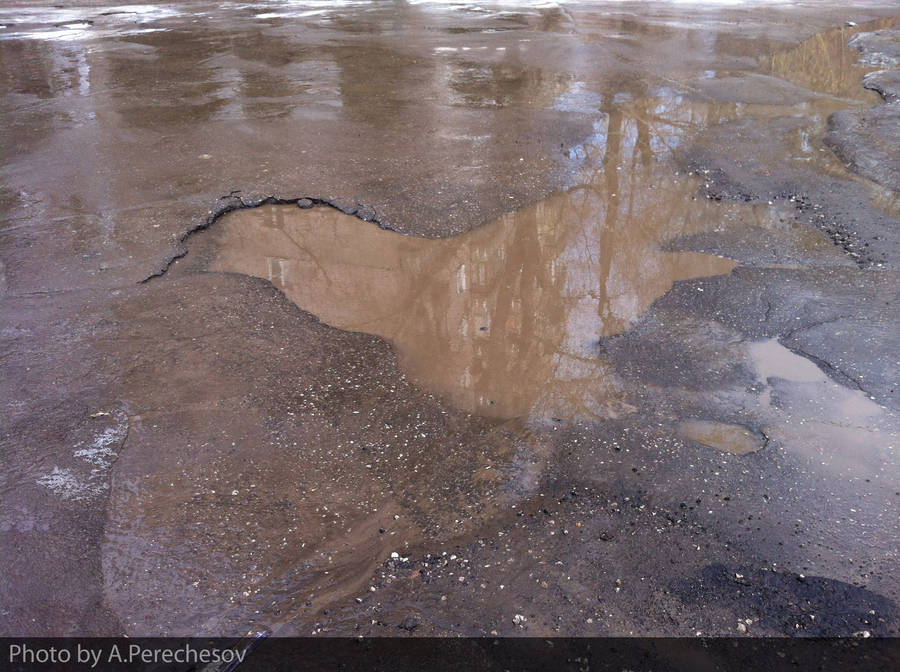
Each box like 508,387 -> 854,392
207,88 -> 748,422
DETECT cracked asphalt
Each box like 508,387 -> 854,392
1,0 -> 898,641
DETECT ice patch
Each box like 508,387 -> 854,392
73,425 -> 125,468
36,419 -> 127,501
37,467 -> 108,501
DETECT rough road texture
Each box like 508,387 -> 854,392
863,68 -> 900,102
826,104 -> 900,190
850,28 -> 900,66
826,28 -> 900,190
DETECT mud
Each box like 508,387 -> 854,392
2,0 -> 899,641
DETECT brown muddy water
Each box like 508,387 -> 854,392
154,13 -> 899,637
204,188 -> 737,421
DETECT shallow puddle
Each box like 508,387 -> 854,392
205,180 -> 739,421
744,337 -> 898,478
677,420 -> 763,455
3,0 -> 900,642
748,337 -> 883,422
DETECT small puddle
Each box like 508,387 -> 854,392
748,337 -> 883,422
744,338 -> 895,475
677,420 -> 763,455
202,176 -> 739,421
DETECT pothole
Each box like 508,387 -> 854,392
677,420 -> 764,455
195,176 -> 744,422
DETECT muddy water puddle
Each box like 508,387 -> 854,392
677,420 -> 764,455
203,186 -> 740,421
